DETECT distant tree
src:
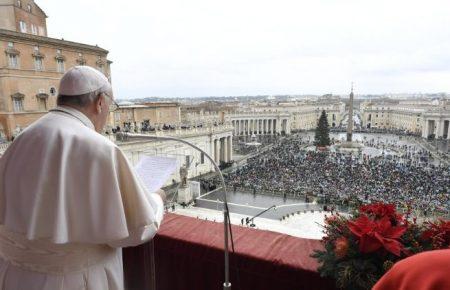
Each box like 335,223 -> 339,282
314,110 -> 331,147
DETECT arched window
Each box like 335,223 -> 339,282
27,4 -> 32,12
17,0 -> 22,8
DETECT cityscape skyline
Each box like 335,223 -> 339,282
39,0 -> 450,99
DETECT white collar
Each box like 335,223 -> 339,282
49,106 -> 95,130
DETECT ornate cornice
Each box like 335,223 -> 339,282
11,92 -> 25,99
55,53 -> 66,61
5,47 -> 20,56
36,93 -> 49,99
0,29 -> 109,54
32,51 -> 45,58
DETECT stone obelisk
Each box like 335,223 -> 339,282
346,83 -> 354,142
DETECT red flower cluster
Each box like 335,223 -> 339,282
314,202 -> 450,290
348,215 -> 407,256
360,203 -> 403,224
421,219 -> 450,249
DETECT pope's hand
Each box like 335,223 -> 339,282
155,189 -> 167,204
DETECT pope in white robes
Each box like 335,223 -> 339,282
0,66 -> 164,290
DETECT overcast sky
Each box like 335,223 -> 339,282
38,0 -> 450,99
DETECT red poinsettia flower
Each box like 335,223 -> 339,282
348,214 -> 407,256
421,219 -> 450,248
359,203 -> 403,224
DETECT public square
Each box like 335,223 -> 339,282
215,132 -> 450,218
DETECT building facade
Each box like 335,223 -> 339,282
0,0 -> 111,139
227,112 -> 291,136
180,98 -> 346,136
111,102 -> 181,132
360,98 -> 450,138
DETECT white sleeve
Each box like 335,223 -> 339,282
107,193 -> 164,248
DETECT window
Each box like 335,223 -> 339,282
19,21 -> 27,33
34,57 -> 43,70
17,0 -> 21,7
8,42 -> 14,48
38,98 -> 47,111
201,153 -> 205,164
50,87 -> 56,96
56,59 -> 65,73
27,4 -> 31,12
38,26 -> 45,36
13,98 -> 24,112
31,24 -> 37,35
8,54 -> 19,68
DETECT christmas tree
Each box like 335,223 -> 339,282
314,110 -> 331,146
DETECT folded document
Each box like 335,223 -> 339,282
135,156 -> 178,193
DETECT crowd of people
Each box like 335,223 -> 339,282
225,135 -> 449,216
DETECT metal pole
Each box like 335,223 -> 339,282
117,132 -> 232,290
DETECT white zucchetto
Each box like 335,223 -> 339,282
58,66 -> 112,96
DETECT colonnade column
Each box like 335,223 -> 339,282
446,120 -> 450,139
223,137 -> 228,162
214,139 -> 219,163
220,138 -> 225,163
226,136 -> 232,161
437,121 -> 442,138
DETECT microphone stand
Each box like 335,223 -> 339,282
245,205 -> 276,227
116,132 -> 232,290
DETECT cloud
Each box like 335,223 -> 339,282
38,0 -> 450,98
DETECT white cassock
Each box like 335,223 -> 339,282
0,106 -> 164,290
